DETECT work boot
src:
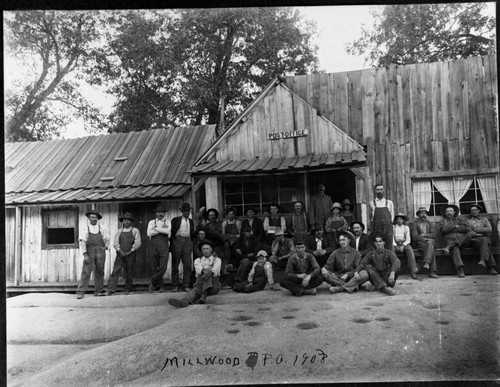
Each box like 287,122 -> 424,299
158,287 -> 166,293
148,282 -> 154,293
429,272 -> 439,279
303,288 -> 317,295
421,263 -> 430,274
76,293 -> 84,299
380,286 -> 395,296
168,298 -> 189,308
106,290 -> 114,296
478,259 -> 487,268
411,272 -> 418,280
171,285 -> 179,292
329,286 -> 343,294
124,291 -> 131,295
361,283 -> 375,292
457,266 -> 465,278
182,286 -> 192,292
489,267 -> 498,275
94,291 -> 106,297
199,293 -> 208,304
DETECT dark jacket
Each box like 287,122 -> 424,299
241,217 -> 265,242
350,233 -> 372,257
305,234 -> 335,257
170,216 -> 195,243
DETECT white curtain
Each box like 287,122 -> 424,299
433,179 -> 455,204
413,180 -> 432,212
453,177 -> 473,203
477,176 -> 499,213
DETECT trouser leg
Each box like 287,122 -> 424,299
181,240 -> 193,288
469,237 -> 492,263
449,247 -> 464,268
171,241 -> 182,286
124,252 -> 135,291
77,255 -> 95,293
404,245 -> 418,273
107,255 -> 125,292
244,275 -> 267,293
235,258 -> 252,282
94,250 -> 106,294
279,277 -> 305,296
365,264 -> 387,290
151,246 -> 169,288
342,270 -> 370,293
304,274 -> 323,290
322,270 -> 346,287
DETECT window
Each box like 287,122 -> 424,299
224,176 -> 300,216
42,208 -> 79,249
413,175 -> 499,216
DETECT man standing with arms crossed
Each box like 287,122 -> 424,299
147,204 -> 171,292
170,203 -> 195,292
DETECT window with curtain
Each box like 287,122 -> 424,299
412,175 -> 498,216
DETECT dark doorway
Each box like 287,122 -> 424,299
309,169 -> 357,216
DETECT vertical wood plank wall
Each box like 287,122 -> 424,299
285,55 -> 499,216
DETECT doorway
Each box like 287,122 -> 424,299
308,169 -> 357,216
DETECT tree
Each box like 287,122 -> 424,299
346,3 -> 496,67
95,8 -> 318,133
4,11 -> 104,141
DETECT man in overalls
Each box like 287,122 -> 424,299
76,209 -> 109,299
369,184 -> 394,249
222,207 -> 242,273
107,212 -> 142,295
147,204 -> 171,292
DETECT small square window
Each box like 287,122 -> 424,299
42,208 -> 79,249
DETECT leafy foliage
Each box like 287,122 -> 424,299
346,3 -> 496,67
4,10 -> 105,142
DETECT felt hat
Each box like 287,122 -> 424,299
393,212 -> 409,223
330,202 -> 342,211
154,204 -> 167,212
351,221 -> 365,231
119,212 -> 134,222
311,222 -> 324,231
337,230 -> 355,241
256,250 -> 268,258
294,237 -> 306,245
468,203 -> 483,213
180,203 -> 192,211
415,207 -> 429,216
241,223 -> 252,232
198,239 -> 215,250
341,199 -> 352,207
85,209 -> 102,220
441,204 -> 460,217
206,208 -> 219,218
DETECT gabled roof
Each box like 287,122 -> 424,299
5,125 -> 216,204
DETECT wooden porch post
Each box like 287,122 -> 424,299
14,206 -> 22,285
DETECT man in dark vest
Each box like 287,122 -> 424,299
147,204 -> 171,292
170,203 -> 195,292
350,221 -> 372,258
107,212 -> 142,295
76,209 -> 109,299
369,184 -> 394,248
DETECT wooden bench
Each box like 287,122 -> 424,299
398,213 -> 500,275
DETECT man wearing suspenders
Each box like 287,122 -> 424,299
369,184 -> 395,249
147,204 -> 171,292
76,209 -> 109,299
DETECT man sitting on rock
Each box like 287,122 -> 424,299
322,230 -> 367,294
168,240 -> 221,308
233,250 -> 276,293
354,233 -> 400,296
279,238 -> 323,296
465,204 -> 498,275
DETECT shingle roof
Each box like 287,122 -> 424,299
5,126 -> 216,204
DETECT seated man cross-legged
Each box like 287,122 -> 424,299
233,250 -> 276,293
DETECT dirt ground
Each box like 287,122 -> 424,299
6,274 -> 500,386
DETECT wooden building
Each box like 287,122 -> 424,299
5,126 -> 216,291
192,55 -> 499,226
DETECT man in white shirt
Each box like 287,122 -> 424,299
107,212 -> 142,295
168,239 -> 222,307
393,212 -> 418,279
76,209 -> 109,299
369,184 -> 394,248
147,204 -> 171,292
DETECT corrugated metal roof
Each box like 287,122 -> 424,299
190,151 -> 367,175
5,185 -> 190,205
5,126 -> 216,204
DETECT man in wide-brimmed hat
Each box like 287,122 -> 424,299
280,238 -> 323,296
170,203 -> 196,292
147,203 -> 171,292
197,207 -> 225,257
168,239 -> 221,307
264,203 -> 287,246
322,230 -> 368,294
393,212 -> 419,280
76,209 -> 110,299
350,221 -> 372,257
354,232 -> 400,296
107,212 -> 142,296
241,207 -> 265,243
438,204 -> 472,278
409,207 -> 439,279
222,207 -> 242,274
305,222 -> 335,266
465,204 -> 497,275
232,223 -> 261,283
269,229 -> 296,269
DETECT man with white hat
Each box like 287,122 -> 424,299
107,212 -> 142,295
76,209 -> 109,299
410,207 -> 438,278
147,203 -> 171,292
233,250 -> 276,293
466,204 -> 497,275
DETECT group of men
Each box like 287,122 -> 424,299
76,183 -> 498,306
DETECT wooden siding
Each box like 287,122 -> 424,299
5,208 -> 16,282
215,84 -> 363,162
285,55 -> 499,215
